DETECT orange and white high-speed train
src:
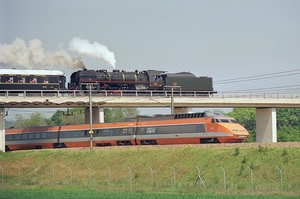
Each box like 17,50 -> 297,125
5,112 -> 249,151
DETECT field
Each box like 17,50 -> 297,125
0,143 -> 300,198
0,189 -> 299,199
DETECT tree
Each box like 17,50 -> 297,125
276,108 -> 300,142
47,108 -> 85,125
14,112 -> 47,128
46,107 -> 140,125
104,108 -> 140,122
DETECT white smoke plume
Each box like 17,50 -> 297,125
69,37 -> 116,69
0,37 -> 85,69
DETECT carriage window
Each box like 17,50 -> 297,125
6,77 -> 13,83
43,78 -> 49,83
30,78 -> 37,83
49,76 -> 59,83
22,134 -> 28,139
18,77 -> 25,83
101,129 -> 111,136
35,133 -> 41,139
28,134 -> 34,139
123,128 -> 128,134
72,130 -> 85,137
6,135 -> 12,140
15,134 -> 22,140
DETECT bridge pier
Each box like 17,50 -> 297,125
256,108 -> 277,142
85,107 -> 104,124
0,108 -> 5,152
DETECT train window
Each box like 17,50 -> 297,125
72,131 -> 78,137
35,134 -> 41,139
18,77 -> 25,83
22,134 -> 28,139
220,119 -> 229,123
123,128 -> 128,134
197,124 -> 206,132
212,119 -> 216,123
214,119 -> 221,123
71,131 -> 85,137
41,133 -> 47,138
28,134 -> 34,139
93,130 -> 100,136
79,131 -> 85,136
6,135 -> 12,140
43,78 -> 49,83
15,134 -> 22,140
230,119 -> 238,123
101,129 -> 111,136
6,77 -> 13,83
113,128 -> 123,135
30,78 -> 37,83
49,76 -> 59,83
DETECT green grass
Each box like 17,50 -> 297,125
0,189 -> 298,199
0,144 -> 300,196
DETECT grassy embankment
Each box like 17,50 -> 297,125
0,144 -> 299,197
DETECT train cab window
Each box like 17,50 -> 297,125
220,119 -> 229,123
154,75 -> 162,81
230,119 -> 238,123
212,119 -> 216,123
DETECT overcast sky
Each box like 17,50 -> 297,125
1,0 -> 300,118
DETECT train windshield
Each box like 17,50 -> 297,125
212,118 -> 238,123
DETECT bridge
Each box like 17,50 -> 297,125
1,90 -> 300,152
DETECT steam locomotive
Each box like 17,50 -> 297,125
0,68 -> 214,93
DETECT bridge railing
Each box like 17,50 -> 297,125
0,90 -> 299,99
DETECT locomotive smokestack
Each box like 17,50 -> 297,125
72,57 -> 86,70
69,37 -> 116,69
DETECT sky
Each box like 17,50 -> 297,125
1,0 -> 300,119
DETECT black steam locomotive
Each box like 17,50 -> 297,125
68,69 -> 214,92
0,68 -> 214,93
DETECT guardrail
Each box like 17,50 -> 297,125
0,90 -> 300,99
